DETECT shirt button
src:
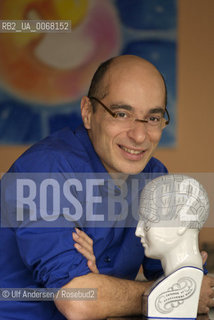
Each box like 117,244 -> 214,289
104,256 -> 111,263
114,188 -> 121,195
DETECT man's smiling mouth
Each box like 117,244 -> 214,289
119,145 -> 145,155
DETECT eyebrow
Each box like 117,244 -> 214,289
149,108 -> 165,116
109,104 -> 133,111
109,104 -> 165,115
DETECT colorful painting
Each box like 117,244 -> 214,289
0,0 -> 177,146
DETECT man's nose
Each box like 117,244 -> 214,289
127,121 -> 148,144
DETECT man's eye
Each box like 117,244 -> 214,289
148,115 -> 161,122
114,111 -> 129,119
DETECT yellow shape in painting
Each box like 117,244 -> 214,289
1,0 -> 41,47
1,0 -> 35,19
11,32 -> 40,49
53,0 -> 88,28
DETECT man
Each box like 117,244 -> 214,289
0,55 -> 213,320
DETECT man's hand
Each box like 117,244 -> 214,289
198,275 -> 214,314
72,228 -> 99,274
198,251 -> 214,314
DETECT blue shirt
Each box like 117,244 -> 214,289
0,125 -> 167,320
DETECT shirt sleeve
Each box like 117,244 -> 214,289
15,227 -> 91,288
142,255 -> 164,280
143,255 -> 208,280
7,148 -> 93,288
203,262 -> 208,275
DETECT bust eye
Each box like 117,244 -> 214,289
144,222 -> 151,232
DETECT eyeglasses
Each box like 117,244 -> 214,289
89,96 -> 170,129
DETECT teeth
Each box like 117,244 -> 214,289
122,146 -> 143,155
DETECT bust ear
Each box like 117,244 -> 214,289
177,225 -> 188,236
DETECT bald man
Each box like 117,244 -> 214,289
1,55 -> 213,320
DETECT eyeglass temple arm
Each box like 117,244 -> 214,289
165,107 -> 170,125
88,96 -> 116,117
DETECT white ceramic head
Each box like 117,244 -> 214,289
136,174 -> 209,274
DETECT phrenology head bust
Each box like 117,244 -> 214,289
138,174 -> 209,230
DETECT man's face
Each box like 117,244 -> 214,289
82,60 -> 166,176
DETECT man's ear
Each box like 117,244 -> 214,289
81,96 -> 92,129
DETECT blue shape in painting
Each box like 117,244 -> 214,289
115,0 -> 176,30
122,40 -> 176,95
0,100 -> 41,144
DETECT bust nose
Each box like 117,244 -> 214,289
135,221 -> 145,238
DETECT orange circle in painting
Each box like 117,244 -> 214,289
0,0 -> 120,105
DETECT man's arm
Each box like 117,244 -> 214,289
55,273 -> 152,320
198,275 -> 214,313
55,228 -> 152,319
198,252 -> 214,314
